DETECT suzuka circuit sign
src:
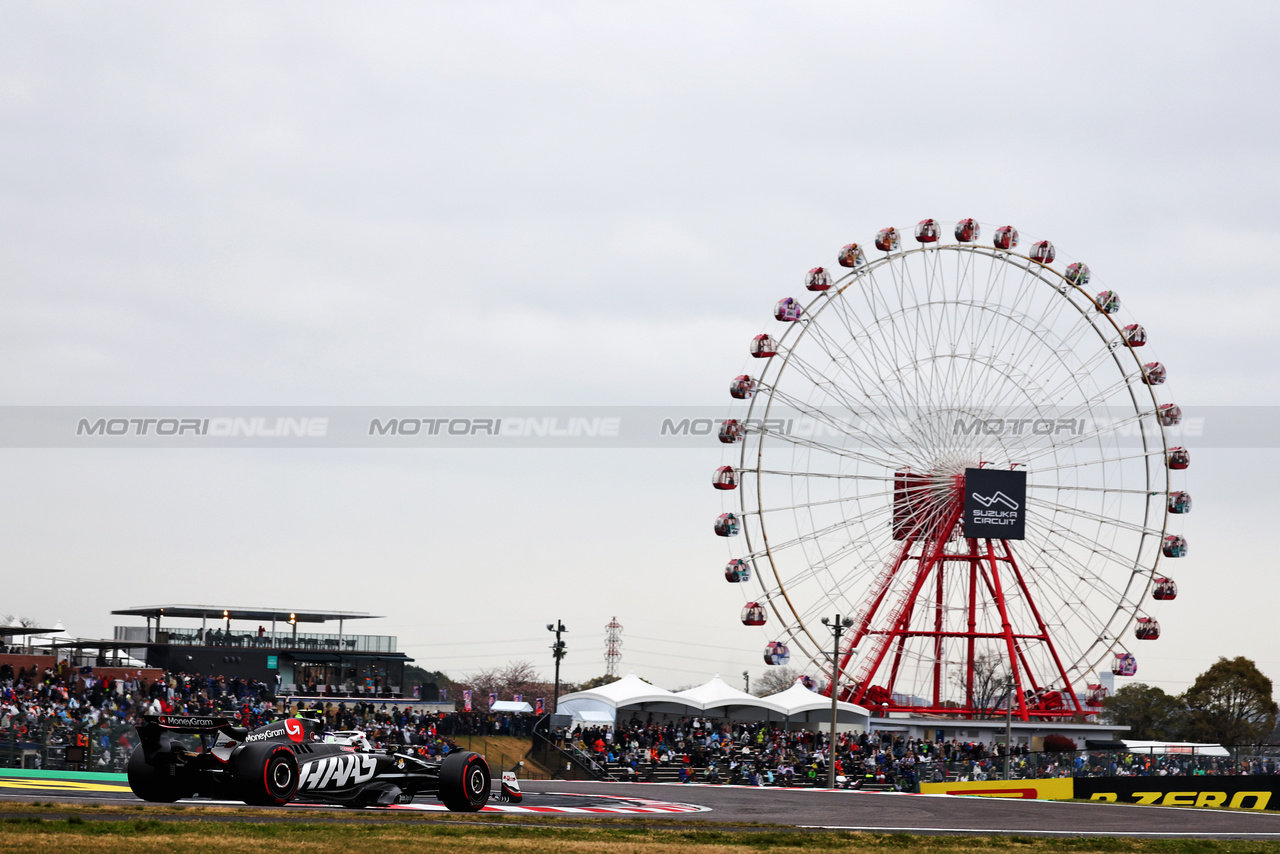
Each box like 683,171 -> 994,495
963,468 -> 1027,539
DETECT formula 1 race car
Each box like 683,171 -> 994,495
128,714 -> 519,810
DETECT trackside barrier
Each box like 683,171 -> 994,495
920,779 -> 1073,800
1074,777 -> 1280,810
922,776 -> 1280,810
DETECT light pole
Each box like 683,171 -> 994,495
820,613 -> 854,789
1004,677 -> 1014,781
547,621 -> 567,712
742,670 -> 750,693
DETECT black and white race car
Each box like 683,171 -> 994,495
128,714 -> 520,810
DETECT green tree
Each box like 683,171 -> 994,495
1101,682 -> 1186,740
1182,656 -> 1278,746
402,666 -> 456,698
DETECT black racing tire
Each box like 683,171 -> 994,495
232,742 -> 300,806
438,751 -> 490,812
127,745 -> 184,803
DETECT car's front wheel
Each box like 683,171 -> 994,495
438,751 -> 490,811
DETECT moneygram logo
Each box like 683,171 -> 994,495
245,727 -> 289,743
157,716 -> 220,728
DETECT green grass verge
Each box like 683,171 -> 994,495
2,806 -> 1280,854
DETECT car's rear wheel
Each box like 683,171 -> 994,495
126,745 -> 184,803
439,751 -> 490,811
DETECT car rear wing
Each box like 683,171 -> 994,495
144,714 -> 236,731
136,714 -> 248,756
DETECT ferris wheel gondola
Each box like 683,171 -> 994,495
1112,653 -> 1138,676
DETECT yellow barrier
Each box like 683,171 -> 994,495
919,778 -> 1074,800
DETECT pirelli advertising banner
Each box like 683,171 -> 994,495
921,777 -> 1280,811
963,467 -> 1027,539
1074,777 -> 1279,810
920,779 -> 1074,800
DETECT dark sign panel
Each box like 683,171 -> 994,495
963,468 -> 1026,539
1074,776 -> 1280,810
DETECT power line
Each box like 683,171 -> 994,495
626,633 -> 755,654
400,637 -> 545,648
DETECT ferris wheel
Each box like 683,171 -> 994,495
713,219 -> 1191,720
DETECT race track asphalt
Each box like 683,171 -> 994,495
521,779 -> 1280,836
6,772 -> 1280,837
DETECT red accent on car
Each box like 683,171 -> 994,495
264,745 -> 297,803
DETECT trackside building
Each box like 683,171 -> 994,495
111,604 -> 412,697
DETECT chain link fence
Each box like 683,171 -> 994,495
914,747 -> 1280,783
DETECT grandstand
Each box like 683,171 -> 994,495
111,604 -> 412,698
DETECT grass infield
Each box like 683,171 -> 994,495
1,804 -> 1280,854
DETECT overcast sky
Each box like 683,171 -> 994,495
1,2 -> 1277,698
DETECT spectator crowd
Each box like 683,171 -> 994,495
0,661 -> 278,771
1,659 -> 539,772
4,661 -> 1280,786
562,716 -> 1280,788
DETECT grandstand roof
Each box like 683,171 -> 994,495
111,605 -> 381,624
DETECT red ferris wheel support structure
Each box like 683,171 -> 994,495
830,471 -> 1084,721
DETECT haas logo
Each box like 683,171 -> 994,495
299,754 -> 378,790
284,719 -> 305,743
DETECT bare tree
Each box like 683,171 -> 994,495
496,660 -> 543,698
458,660 -> 555,707
753,666 -> 800,697
949,652 -> 1010,718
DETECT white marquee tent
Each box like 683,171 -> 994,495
555,673 -> 870,729
1122,740 -> 1230,757
673,675 -> 788,721
762,681 -> 870,724
490,700 -> 534,713
555,672 -> 690,722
